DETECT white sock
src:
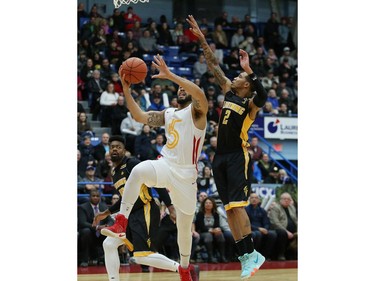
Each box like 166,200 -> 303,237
103,237 -> 123,281
134,253 -> 179,272
175,208 -> 195,268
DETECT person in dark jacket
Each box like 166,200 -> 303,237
147,93 -> 166,111
78,189 -> 114,267
134,124 -> 156,161
245,193 -> 277,260
111,96 -> 128,135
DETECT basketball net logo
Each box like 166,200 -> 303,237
113,0 -> 149,9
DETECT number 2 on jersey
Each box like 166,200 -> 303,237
222,110 -> 231,125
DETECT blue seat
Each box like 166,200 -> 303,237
157,44 -> 167,54
79,17 -> 90,29
222,49 -> 231,57
90,137 -> 100,146
167,46 -> 180,57
142,54 -> 154,63
180,53 -> 198,67
168,66 -> 176,73
166,56 -> 184,67
177,67 -> 193,79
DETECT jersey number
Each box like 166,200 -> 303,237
222,110 -> 231,125
166,119 -> 182,149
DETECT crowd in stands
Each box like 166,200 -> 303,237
77,2 -> 298,267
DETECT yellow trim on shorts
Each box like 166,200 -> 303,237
143,201 -> 151,235
133,251 -> 155,257
139,184 -> 152,204
243,147 -> 249,180
224,200 -> 250,211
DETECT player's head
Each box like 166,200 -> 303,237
177,86 -> 192,106
231,72 -> 253,98
109,135 -> 126,163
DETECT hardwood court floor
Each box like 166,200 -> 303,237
78,269 -> 297,281
78,261 -> 297,281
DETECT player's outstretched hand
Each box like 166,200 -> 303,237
239,49 -> 251,71
151,54 -> 171,80
186,15 -> 205,40
118,65 -> 131,88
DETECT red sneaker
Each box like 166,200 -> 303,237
178,265 -> 193,281
101,214 -> 128,238
189,264 -> 200,281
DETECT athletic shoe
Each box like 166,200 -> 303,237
238,250 -> 265,279
101,214 -> 128,238
178,265 -> 193,281
189,264 -> 200,281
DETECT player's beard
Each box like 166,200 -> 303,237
110,153 -> 123,163
177,94 -> 192,106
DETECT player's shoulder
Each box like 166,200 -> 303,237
127,156 -> 141,165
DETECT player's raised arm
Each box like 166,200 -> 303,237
238,49 -> 267,116
152,54 -> 208,117
186,14 -> 231,93
118,66 -> 165,127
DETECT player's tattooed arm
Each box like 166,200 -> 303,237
186,14 -> 231,92
192,98 -> 201,110
146,110 -> 165,127
192,98 -> 205,119
211,65 -> 229,86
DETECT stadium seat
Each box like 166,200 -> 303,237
166,56 -> 184,67
177,67 -> 193,79
142,54 -> 153,63
168,66 -> 176,73
167,46 -> 180,57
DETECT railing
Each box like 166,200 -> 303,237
78,182 -> 113,198
250,131 -> 298,183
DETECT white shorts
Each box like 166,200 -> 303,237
149,157 -> 197,215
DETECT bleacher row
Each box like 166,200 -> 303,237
103,43 -> 232,81
79,100 -> 110,146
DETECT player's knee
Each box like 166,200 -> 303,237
132,161 -> 150,179
103,238 -> 115,251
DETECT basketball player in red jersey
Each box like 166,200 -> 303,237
102,54 -> 208,281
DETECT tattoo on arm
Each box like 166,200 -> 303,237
212,66 -> 228,85
192,99 -> 201,110
147,112 -> 164,127
201,40 -> 227,86
192,99 -> 204,119
201,41 -> 218,68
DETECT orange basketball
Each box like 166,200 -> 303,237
120,57 -> 148,84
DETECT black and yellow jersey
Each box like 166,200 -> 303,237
108,156 -> 152,214
216,90 -> 255,154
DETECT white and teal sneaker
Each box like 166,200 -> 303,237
238,250 -> 265,279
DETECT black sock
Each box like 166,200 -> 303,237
235,238 -> 247,256
243,234 -> 254,254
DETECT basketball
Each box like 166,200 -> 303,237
120,57 -> 148,84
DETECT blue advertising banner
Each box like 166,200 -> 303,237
249,116 -> 298,140
264,117 -> 298,139
251,183 -> 278,199
249,117 -> 265,137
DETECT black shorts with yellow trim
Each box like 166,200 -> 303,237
212,149 -> 252,210
127,199 -> 160,255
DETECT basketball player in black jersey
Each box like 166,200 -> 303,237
187,15 -> 268,280
92,136 -> 199,281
